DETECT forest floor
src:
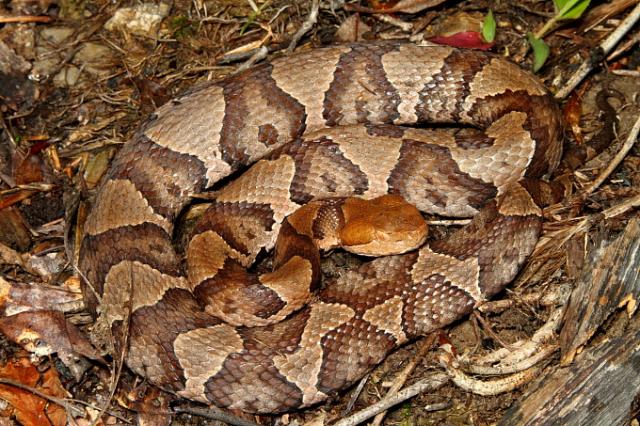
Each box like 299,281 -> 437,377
0,0 -> 639,425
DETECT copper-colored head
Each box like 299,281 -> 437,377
339,194 -> 428,256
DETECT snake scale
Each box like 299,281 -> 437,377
78,41 -> 563,413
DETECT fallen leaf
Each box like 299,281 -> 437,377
123,385 -> 172,426
0,310 -> 104,377
427,12 -> 494,50
368,0 -> 447,13
0,357 -> 68,426
579,0 -> 638,32
347,0 -> 446,14
429,31 -> 494,50
563,82 -> 590,145
335,15 -> 372,43
0,277 -> 84,317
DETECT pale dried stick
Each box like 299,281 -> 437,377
470,305 -> 564,365
342,374 -> 369,416
582,112 -> 640,196
174,405 -> 261,426
332,373 -> 449,426
371,335 -> 435,426
288,0 -> 319,52
555,1 -> 640,100
463,344 -> 558,375
446,362 -> 541,396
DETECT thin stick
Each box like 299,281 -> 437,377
445,363 -> 540,396
473,311 -> 513,349
555,1 -> 640,100
174,405 -> 261,426
332,373 -> 449,426
372,13 -> 413,31
0,15 -> 53,23
464,344 -> 558,375
427,219 -> 470,226
582,111 -> 640,196
0,378 -> 83,418
288,0 -> 319,52
371,335 -> 435,426
342,374 -> 369,416
236,46 -> 268,72
603,193 -> 640,219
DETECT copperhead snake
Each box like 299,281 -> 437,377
78,41 -> 563,413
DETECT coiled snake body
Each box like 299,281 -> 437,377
78,41 -> 563,413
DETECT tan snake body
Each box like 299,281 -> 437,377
78,41 -> 563,413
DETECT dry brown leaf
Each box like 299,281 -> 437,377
0,310 -> 104,371
335,15 -> 372,42
347,0 -> 446,14
387,0 -> 448,13
0,357 -> 68,426
123,386 -> 172,426
0,277 -> 84,317
579,0 -> 640,32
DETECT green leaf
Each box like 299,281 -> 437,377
559,0 -> 590,19
527,33 -> 550,72
554,0 -> 591,20
553,0 -> 574,9
482,10 -> 496,42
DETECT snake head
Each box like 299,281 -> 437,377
339,194 -> 428,256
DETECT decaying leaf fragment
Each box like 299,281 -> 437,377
0,310 -> 103,379
0,357 -> 68,426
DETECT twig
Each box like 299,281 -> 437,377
611,69 -> 640,77
0,378 -> 84,418
427,219 -> 470,226
607,29 -> 640,61
342,374 -> 369,416
478,283 -> 572,314
470,306 -> 565,366
332,373 -> 449,426
602,193 -> 640,219
442,357 -> 541,396
424,401 -> 451,412
320,0 -> 346,14
236,46 -> 268,72
463,344 -> 558,375
0,110 -> 17,147
371,335 -> 435,426
555,1 -> 640,99
0,15 -> 53,23
581,112 -> 640,196
372,13 -> 413,32
174,405 -> 261,426
473,311 -> 513,349
288,0 -> 319,52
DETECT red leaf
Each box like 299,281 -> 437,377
429,31 -> 494,50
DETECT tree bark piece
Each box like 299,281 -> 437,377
560,217 -> 640,365
500,217 -> 640,426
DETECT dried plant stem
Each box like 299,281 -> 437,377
174,405 -> 261,426
555,1 -> 640,99
582,112 -> 640,197
288,0 -> 319,52
342,374 -> 370,416
332,373 -> 449,426
0,15 -> 52,23
370,335 -> 435,426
